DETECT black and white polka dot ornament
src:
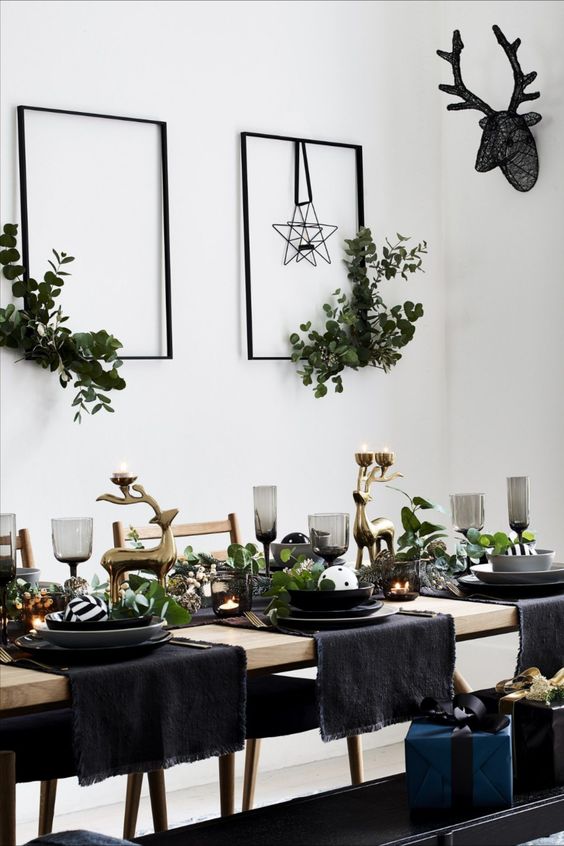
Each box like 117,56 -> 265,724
318,565 -> 358,590
64,594 -> 109,623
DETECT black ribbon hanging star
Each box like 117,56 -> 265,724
273,142 -> 338,267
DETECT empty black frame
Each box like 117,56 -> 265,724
241,131 -> 364,361
17,105 -> 173,360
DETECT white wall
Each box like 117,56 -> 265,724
441,0 -> 564,551
0,0 -> 447,578
3,0 -> 561,827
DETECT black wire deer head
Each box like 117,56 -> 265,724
438,25 -> 542,192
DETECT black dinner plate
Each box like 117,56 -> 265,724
457,574 -> 564,597
288,598 -> 383,619
287,586 -> 374,611
14,631 -> 172,665
280,605 -> 398,631
45,612 -> 154,631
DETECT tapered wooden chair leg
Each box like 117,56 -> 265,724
0,751 -> 16,846
38,779 -> 58,835
346,734 -> 364,785
218,753 -> 235,816
147,769 -> 168,832
242,738 -> 262,812
123,772 -> 143,839
453,668 -> 472,694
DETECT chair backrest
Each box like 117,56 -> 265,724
16,528 -> 35,568
112,513 -> 242,560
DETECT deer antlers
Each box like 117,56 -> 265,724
492,25 -> 540,113
437,30 -> 493,116
438,26 -> 540,116
96,484 -> 162,519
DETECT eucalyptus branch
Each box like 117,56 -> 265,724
290,228 -> 427,397
0,223 -> 126,422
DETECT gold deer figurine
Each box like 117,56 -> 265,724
97,483 -> 179,603
353,451 -> 403,570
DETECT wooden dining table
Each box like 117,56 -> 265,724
0,595 -> 519,846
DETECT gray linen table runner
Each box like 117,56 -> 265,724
423,588 -> 564,677
313,613 -> 455,741
67,640 -> 246,785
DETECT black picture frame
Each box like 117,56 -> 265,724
241,131 -> 364,361
17,105 -> 173,360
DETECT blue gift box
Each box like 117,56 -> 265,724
405,717 -> 513,809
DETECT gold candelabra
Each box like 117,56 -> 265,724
97,474 -> 179,603
352,449 -> 403,570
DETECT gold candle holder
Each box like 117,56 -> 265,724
97,478 -> 179,603
355,451 -> 375,468
110,463 -> 138,491
352,447 -> 402,570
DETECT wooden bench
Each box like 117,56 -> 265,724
134,773 -> 564,846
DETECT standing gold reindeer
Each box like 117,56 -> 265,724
353,451 -> 402,570
97,483 -> 179,603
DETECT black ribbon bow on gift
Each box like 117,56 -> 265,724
419,693 -> 510,807
420,693 -> 510,734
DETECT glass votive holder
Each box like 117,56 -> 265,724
382,559 -> 421,602
22,590 -> 67,632
211,572 -> 253,618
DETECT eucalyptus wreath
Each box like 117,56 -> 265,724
289,227 -> 427,397
0,223 -> 125,422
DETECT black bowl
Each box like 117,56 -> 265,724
45,611 -> 154,631
287,585 -> 374,612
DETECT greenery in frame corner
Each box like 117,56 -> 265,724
290,228 -> 427,397
0,223 -> 126,422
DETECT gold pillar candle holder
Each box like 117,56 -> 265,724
97,479 -> 179,603
353,447 -> 403,570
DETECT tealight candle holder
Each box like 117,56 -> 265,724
382,559 -> 420,602
355,451 -> 375,468
110,466 -> 138,490
211,572 -> 253,618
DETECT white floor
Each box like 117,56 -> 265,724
16,741 -> 405,844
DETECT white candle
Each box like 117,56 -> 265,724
219,597 -> 239,611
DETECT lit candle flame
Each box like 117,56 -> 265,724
361,443 -> 368,453
219,597 -> 239,611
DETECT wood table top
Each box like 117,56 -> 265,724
0,596 -> 518,716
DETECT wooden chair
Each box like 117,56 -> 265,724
0,527 -> 165,840
16,529 -> 35,568
118,513 -> 365,828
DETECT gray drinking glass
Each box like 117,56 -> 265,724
449,493 -> 485,537
253,486 -> 277,579
507,476 -> 530,540
308,513 -> 349,566
0,513 -> 17,645
52,517 -> 93,579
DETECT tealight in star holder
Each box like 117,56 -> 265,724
97,470 -> 179,603
353,448 -> 403,570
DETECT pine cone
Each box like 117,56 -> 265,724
167,574 -> 192,596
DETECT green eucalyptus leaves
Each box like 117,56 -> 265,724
290,228 -> 427,397
0,224 -> 125,422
